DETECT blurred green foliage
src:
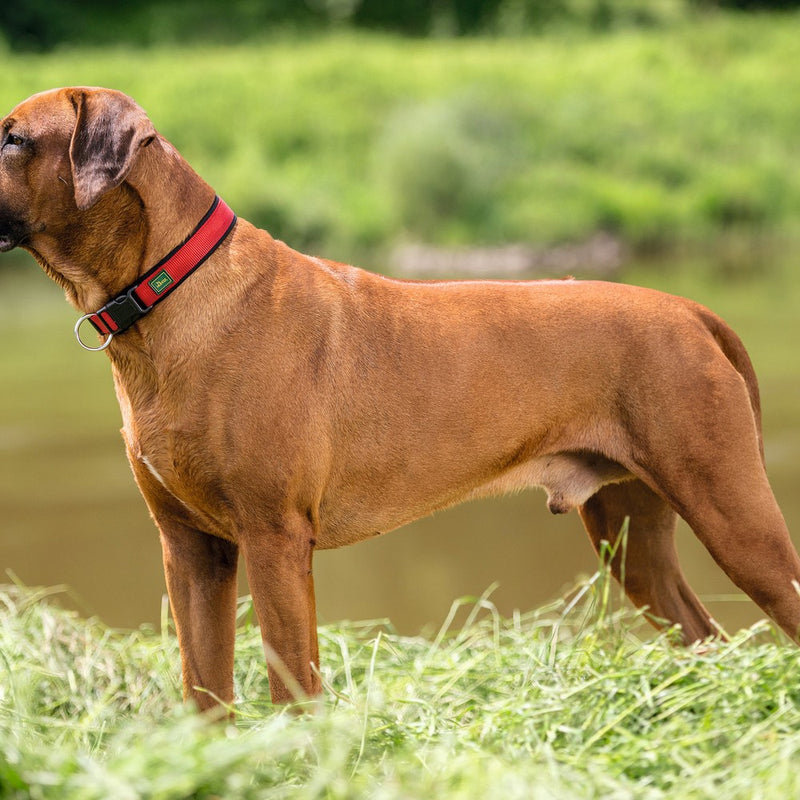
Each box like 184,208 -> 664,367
2,0 -> 799,51
0,10 -> 798,266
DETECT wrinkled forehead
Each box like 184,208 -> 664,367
2,88 -> 76,134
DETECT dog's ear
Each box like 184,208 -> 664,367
69,89 -> 156,211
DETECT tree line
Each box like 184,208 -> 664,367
2,0 -> 799,51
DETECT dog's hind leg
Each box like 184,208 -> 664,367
239,512 -> 322,706
663,466 -> 800,643
579,479 -> 717,643
630,354 -> 800,643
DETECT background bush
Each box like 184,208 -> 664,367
1,15 -> 799,268
1,5 -> 799,271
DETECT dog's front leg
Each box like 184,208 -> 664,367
159,522 -> 239,713
239,513 -> 321,706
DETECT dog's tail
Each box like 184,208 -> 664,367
697,305 -> 765,462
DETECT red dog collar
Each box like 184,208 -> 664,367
75,196 -> 236,351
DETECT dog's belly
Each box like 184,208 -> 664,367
315,451 -> 633,549
468,451 -> 633,512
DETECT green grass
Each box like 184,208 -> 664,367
2,16 -> 800,263
3,570 -> 800,799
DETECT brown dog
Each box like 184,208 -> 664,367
2,87 -> 799,710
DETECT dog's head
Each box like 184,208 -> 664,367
0,87 -> 156,252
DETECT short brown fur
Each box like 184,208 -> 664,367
2,88 -> 799,710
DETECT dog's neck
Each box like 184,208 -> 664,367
127,136 -> 218,268
24,135 -> 216,314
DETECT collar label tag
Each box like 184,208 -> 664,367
148,269 -> 174,295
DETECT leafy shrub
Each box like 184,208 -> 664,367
375,94 -> 522,243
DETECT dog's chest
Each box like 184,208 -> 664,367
127,430 -> 189,506
131,441 -> 233,536
120,397 -> 231,537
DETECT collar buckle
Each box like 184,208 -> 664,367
99,286 -> 150,331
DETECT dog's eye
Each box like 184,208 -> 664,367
3,133 -> 25,150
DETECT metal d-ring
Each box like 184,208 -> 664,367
74,314 -> 114,352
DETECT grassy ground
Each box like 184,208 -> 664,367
2,569 -> 800,799
2,15 -> 800,263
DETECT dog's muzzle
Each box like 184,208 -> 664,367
0,215 -> 28,252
